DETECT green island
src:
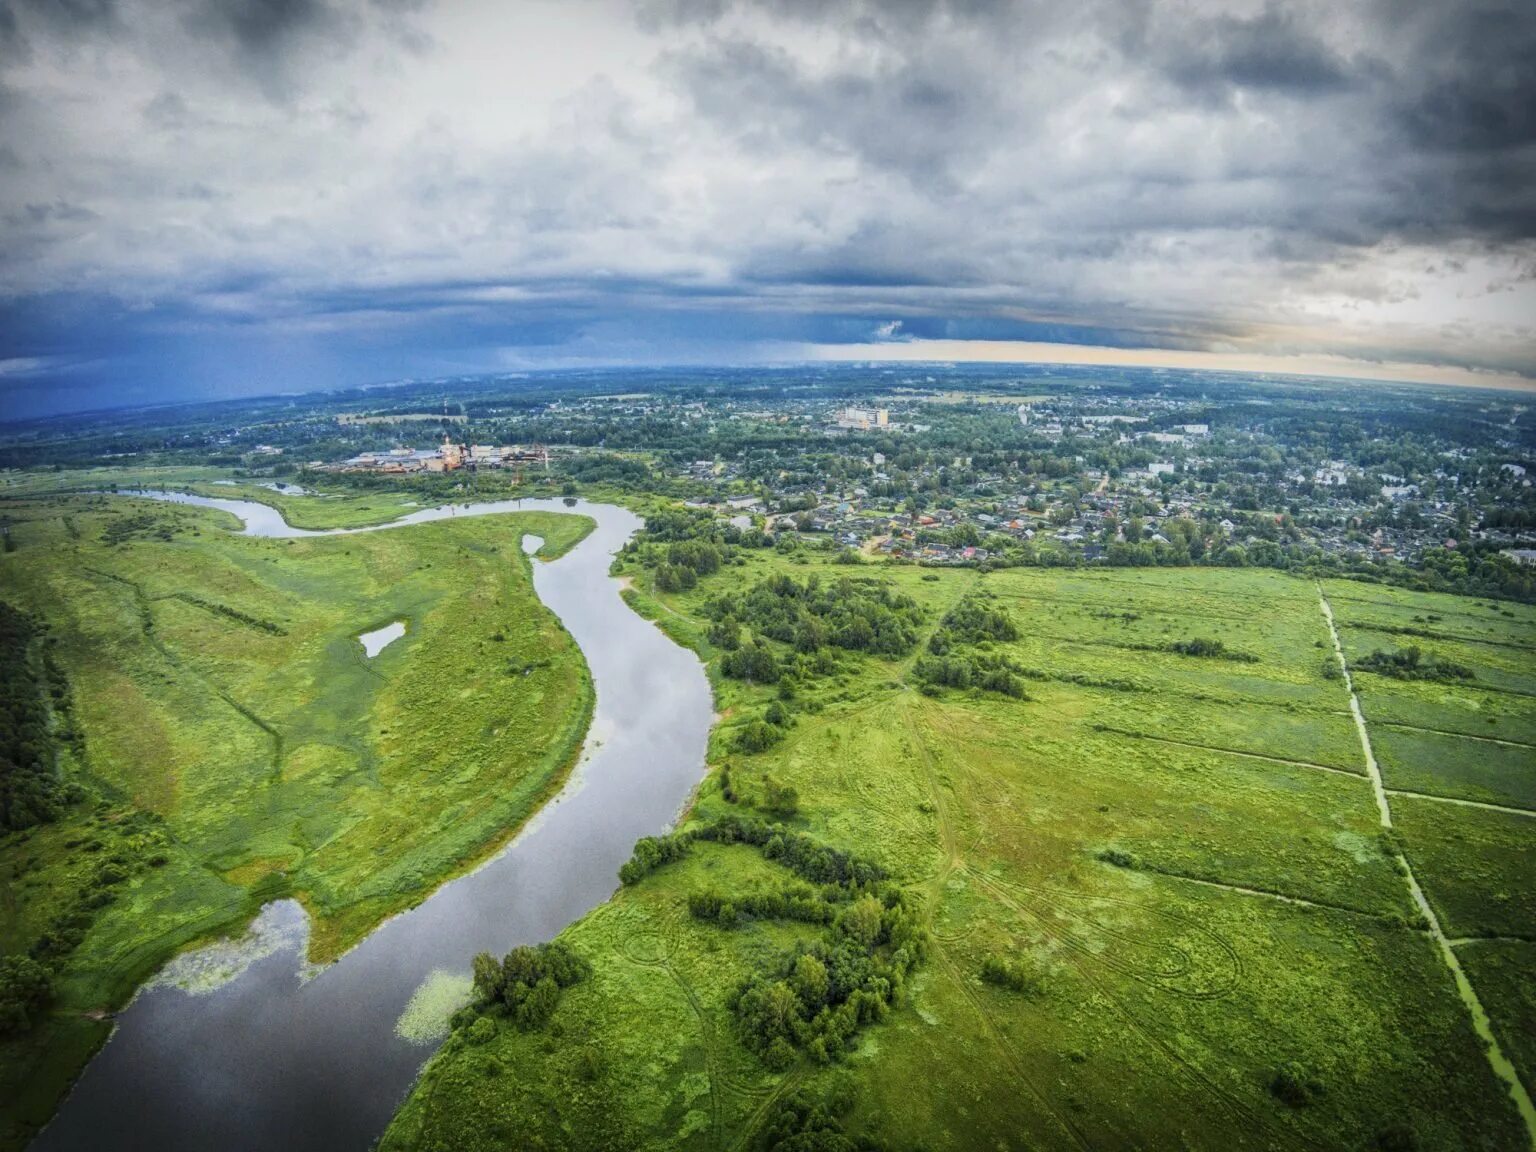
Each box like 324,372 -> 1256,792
0,486 -> 595,1147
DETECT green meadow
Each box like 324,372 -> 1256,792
0,486 -> 596,1149
386,553 -> 1534,1151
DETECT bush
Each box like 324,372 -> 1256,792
1165,637 -> 1257,661
1270,1062 -> 1324,1107
735,721 -> 784,755
762,776 -> 799,815
980,953 -> 1042,995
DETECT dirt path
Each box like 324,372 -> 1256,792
1376,721 -> 1536,751
1319,586 -> 1536,1147
1384,789 -> 1536,819
1099,727 -> 1365,778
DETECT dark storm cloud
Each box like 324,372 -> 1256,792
0,0 -> 1532,417
1151,5 -> 1357,98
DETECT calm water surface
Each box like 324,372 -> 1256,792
35,494 -> 713,1152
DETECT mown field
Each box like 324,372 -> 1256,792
0,485 -> 596,1149
386,551 -> 1534,1152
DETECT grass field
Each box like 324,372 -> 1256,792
0,485 -> 596,1150
385,553 -> 1534,1151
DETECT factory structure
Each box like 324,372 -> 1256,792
831,406 -> 889,431
324,436 -> 549,475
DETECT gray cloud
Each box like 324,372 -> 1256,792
0,0 -> 1532,394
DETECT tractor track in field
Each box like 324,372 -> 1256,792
82,566 -> 286,781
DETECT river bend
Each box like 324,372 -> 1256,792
34,494 -> 713,1152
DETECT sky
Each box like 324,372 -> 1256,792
1,0 -> 1533,418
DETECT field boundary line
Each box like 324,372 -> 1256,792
1384,789 -> 1536,819
1375,722 -> 1536,750
1095,727 -> 1364,778
1135,867 -> 1388,919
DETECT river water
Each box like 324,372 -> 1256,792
35,494 -> 714,1152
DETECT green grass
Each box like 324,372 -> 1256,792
1456,940 -> 1536,1096
1373,726 -> 1536,810
1391,797 -> 1536,940
0,487 -> 596,1150
385,554 -> 1531,1152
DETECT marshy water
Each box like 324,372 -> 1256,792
35,494 -> 715,1151
358,620 -> 406,658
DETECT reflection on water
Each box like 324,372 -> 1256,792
37,493 -> 713,1152
358,620 -> 405,657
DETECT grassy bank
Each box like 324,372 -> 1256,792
0,487 -> 597,1150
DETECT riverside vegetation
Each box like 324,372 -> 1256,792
385,509 -> 1535,1152
0,485 -> 597,1150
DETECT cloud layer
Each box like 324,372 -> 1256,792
1,0 -> 1532,415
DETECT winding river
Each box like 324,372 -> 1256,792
34,494 -> 715,1152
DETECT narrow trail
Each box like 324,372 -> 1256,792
1384,789 -> 1536,820
1318,586 -> 1536,1147
1097,727 -> 1365,779
1377,721 -> 1536,751
1143,869 -> 1387,920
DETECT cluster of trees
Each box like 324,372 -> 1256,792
979,952 -> 1044,995
733,702 -> 804,763
914,650 -> 1028,698
688,885 -> 834,929
100,511 -> 178,546
1270,1061 -> 1326,1108
756,1080 -> 887,1152
915,593 -> 1027,698
707,573 -> 925,663
0,956 -> 52,1037
619,814 -> 889,892
618,814 -> 926,1071
635,506 -> 775,592
30,811 -> 171,965
174,595 -> 287,636
929,595 -> 1019,648
1,602 -> 78,832
1159,637 -> 1259,663
1357,646 -> 1475,683
468,941 -> 592,1032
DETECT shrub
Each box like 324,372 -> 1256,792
1270,1062 -> 1324,1107
762,776 -> 799,815
980,953 -> 1042,995
734,721 -> 784,755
